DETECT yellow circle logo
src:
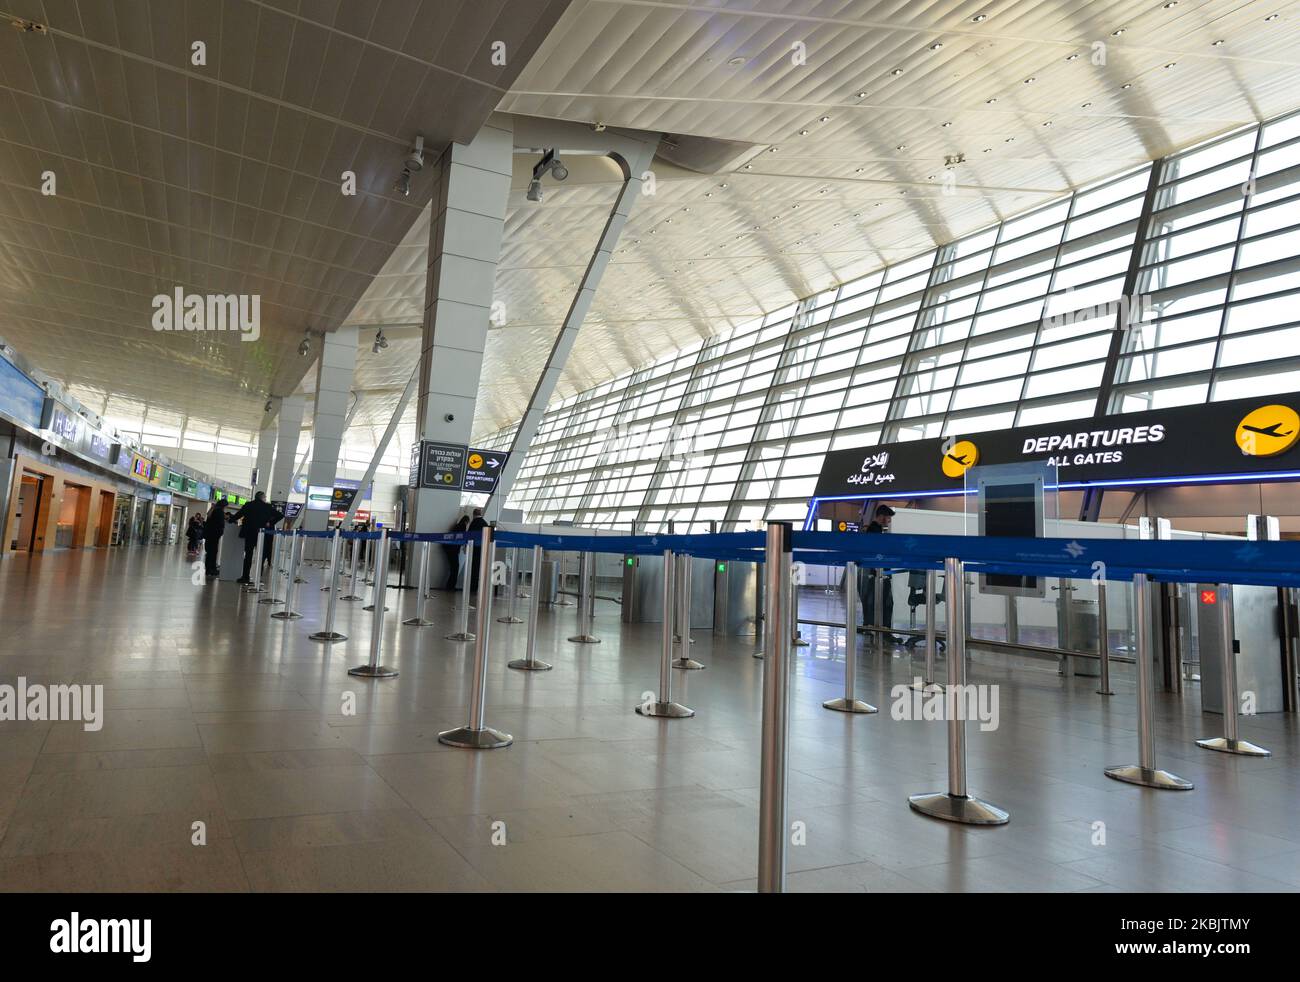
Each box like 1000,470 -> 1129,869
1236,405 -> 1300,457
941,440 -> 979,478
443,473 -> 454,484
468,453 -> 483,469
837,521 -> 847,532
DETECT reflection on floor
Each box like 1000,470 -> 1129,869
0,547 -> 1297,892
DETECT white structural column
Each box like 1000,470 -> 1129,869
269,395 -> 306,502
410,116 -> 514,568
254,410 -> 277,496
302,327 -> 358,533
490,123 -> 658,506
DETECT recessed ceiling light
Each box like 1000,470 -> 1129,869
768,147 -> 779,152
1066,53 -> 1079,61
704,192 -> 712,197
854,167 -> 864,173
1024,76 -> 1036,83
728,57 -> 746,66
744,164 -> 753,169
1081,101 -> 1093,108
929,42 -> 943,50
1265,13 -> 1279,21
819,115 -> 831,123
1112,28 -> 1126,36
1121,82 -> 1132,89
986,97 -> 998,104
1211,38 -> 1225,46
1005,137 -> 1015,143
719,183 -> 728,189
1163,1 -> 1178,7
1042,121 -> 1052,127
799,129 -> 809,136
983,148 -> 992,153
971,13 -> 987,22
1164,62 -> 1176,68
890,68 -> 904,76
896,144 -> 907,151
941,121 -> 952,128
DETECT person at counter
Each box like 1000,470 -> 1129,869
203,498 -> 227,579
444,512 -> 470,590
858,504 -> 902,642
232,492 -> 285,584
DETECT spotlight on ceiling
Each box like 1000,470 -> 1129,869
393,134 -> 424,197
297,331 -> 311,358
372,329 -> 388,354
527,149 -> 568,203
264,399 -> 273,413
394,168 -> 412,197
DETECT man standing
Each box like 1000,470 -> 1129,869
232,492 -> 285,584
444,512 -> 470,590
467,507 -> 489,598
203,498 -> 227,579
858,504 -> 901,642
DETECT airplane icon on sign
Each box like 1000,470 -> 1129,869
1241,421 -> 1292,439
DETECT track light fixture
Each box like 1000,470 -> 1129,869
527,148 -> 568,203
394,135 -> 425,197
371,329 -> 388,354
297,330 -> 312,358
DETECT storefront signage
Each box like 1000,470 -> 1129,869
814,392 -> 1300,500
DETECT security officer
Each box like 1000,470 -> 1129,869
858,504 -> 900,641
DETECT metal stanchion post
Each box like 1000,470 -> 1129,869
348,528 -> 397,678
271,531 -> 304,620
874,568 -> 885,657
340,536 -> 364,601
908,557 -> 1010,825
1197,584 -> 1270,756
1104,573 -> 1193,789
363,535 -> 390,612
509,544 -> 552,672
244,533 -> 264,594
403,541 -> 435,627
310,529 -> 348,642
791,574 -> 808,647
258,533 -> 285,605
446,543 -> 476,641
1097,579 -> 1114,695
439,526 -> 512,748
825,560 -> 876,713
569,551 -> 600,643
498,547 -> 523,624
757,523 -> 792,893
637,549 -> 694,718
912,569 -> 940,692
673,554 -> 705,670
553,551 -> 575,606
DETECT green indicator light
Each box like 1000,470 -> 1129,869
717,562 -> 726,572
626,557 -> 634,566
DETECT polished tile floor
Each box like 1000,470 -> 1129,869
1,545 -> 1297,892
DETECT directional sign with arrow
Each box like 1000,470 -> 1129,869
462,448 -> 509,493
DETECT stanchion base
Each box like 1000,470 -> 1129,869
1097,688 -> 1115,696
1103,764 -> 1194,790
446,632 -> 476,642
361,605 -> 390,612
339,595 -> 364,602
309,631 -> 348,642
554,600 -> 575,607
908,792 -> 1009,825
568,635 -> 602,644
257,598 -> 284,605
497,616 -> 524,624
636,701 -> 695,719
793,638 -> 810,648
673,637 -> 697,645
508,658 -> 553,672
823,697 -> 877,714
438,725 -> 513,749
909,680 -> 942,693
242,585 -> 264,594
402,617 -> 435,627
347,664 -> 398,679
1195,736 -> 1271,757
752,649 -> 764,659
672,657 -> 706,670
270,611 -> 303,620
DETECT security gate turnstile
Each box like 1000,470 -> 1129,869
1196,583 -> 1287,715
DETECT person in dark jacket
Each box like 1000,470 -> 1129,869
444,513 -> 470,589
203,499 -> 228,578
467,508 -> 489,597
232,492 -> 285,583
858,504 -> 900,641
185,513 -> 204,556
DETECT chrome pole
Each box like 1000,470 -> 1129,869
362,535 -> 389,612
874,567 -> 885,658
403,541 -> 435,627
245,531 -> 265,594
499,547 -> 523,624
1097,579 -> 1113,695
825,560 -> 876,713
1197,584 -> 1270,756
757,522 -> 792,893
568,550 -> 600,643
1104,573 -> 1193,789
349,528 -> 397,678
340,536 -> 363,601
446,542 -> 476,641
258,533 -> 284,605
440,526 -> 513,748
310,529 -> 347,642
791,572 -> 808,647
637,549 -> 693,718
510,544 -> 551,671
673,554 -> 705,670
908,557 -> 1010,825
271,531 -> 303,620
